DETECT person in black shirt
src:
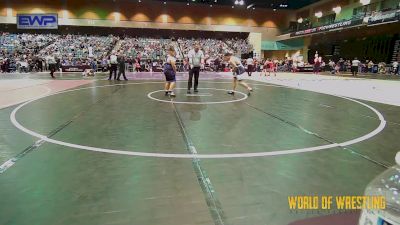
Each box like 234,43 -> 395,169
37,58 -> 43,72
3,58 -> 10,73
338,58 -> 345,72
214,57 -> 220,72
117,54 -> 128,81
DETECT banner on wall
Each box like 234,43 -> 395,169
367,10 -> 399,26
261,39 -> 304,51
62,65 -> 91,72
17,14 -> 58,29
291,19 -> 363,37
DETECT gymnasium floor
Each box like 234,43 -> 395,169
0,72 -> 399,225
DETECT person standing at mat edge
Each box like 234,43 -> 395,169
224,52 -> 253,95
117,52 -> 128,81
352,57 -> 361,77
46,54 -> 56,78
246,56 -> 254,76
163,46 -> 177,97
187,44 -> 204,94
108,51 -> 118,80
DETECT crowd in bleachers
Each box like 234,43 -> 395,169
0,33 -> 59,72
117,37 -> 172,60
40,34 -> 118,66
1,32 -> 398,76
225,38 -> 253,56
0,33 -> 253,73
174,37 -> 253,72
322,58 -> 400,75
210,52 -> 400,77
247,56 -> 400,76
0,33 -> 59,58
178,38 -> 231,59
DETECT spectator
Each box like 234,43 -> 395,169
378,62 -> 386,74
117,54 -> 128,81
328,59 -> 335,75
368,60 -> 374,73
392,61 -> 398,75
108,51 -> 118,80
338,58 -> 345,72
246,56 -> 254,76
351,57 -> 361,76
46,54 -> 56,78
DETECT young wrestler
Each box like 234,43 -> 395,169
163,46 -> 177,97
223,52 -> 253,95
261,59 -> 269,76
268,59 -> 276,76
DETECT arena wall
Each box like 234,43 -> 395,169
0,0 -> 296,41
294,0 -> 399,26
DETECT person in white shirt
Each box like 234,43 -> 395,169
108,51 -> 118,80
187,44 -> 204,94
246,57 -> 254,76
392,61 -> 398,75
19,60 -> 29,73
46,54 -> 56,78
328,60 -> 335,75
224,52 -> 253,95
82,69 -> 95,77
351,57 -> 361,76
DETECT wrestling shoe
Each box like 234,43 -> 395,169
247,88 -> 253,96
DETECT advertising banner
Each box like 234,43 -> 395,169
17,14 -> 58,29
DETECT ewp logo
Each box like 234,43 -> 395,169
17,14 -> 58,29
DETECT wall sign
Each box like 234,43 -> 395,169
17,14 -> 58,29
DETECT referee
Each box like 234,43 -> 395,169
187,44 -> 204,94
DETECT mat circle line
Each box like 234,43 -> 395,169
10,82 -> 386,159
147,88 -> 248,104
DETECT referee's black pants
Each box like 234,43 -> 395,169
109,64 -> 117,80
188,66 -> 200,90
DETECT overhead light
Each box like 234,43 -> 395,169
210,4 -> 213,7
333,6 -> 341,14
163,1 -> 166,4
360,0 -> 370,5
187,2 -> 189,5
247,3 -> 254,9
297,18 -> 303,23
273,8 -> 277,11
315,11 -> 323,18
234,0 -> 244,5
232,5 -> 234,8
